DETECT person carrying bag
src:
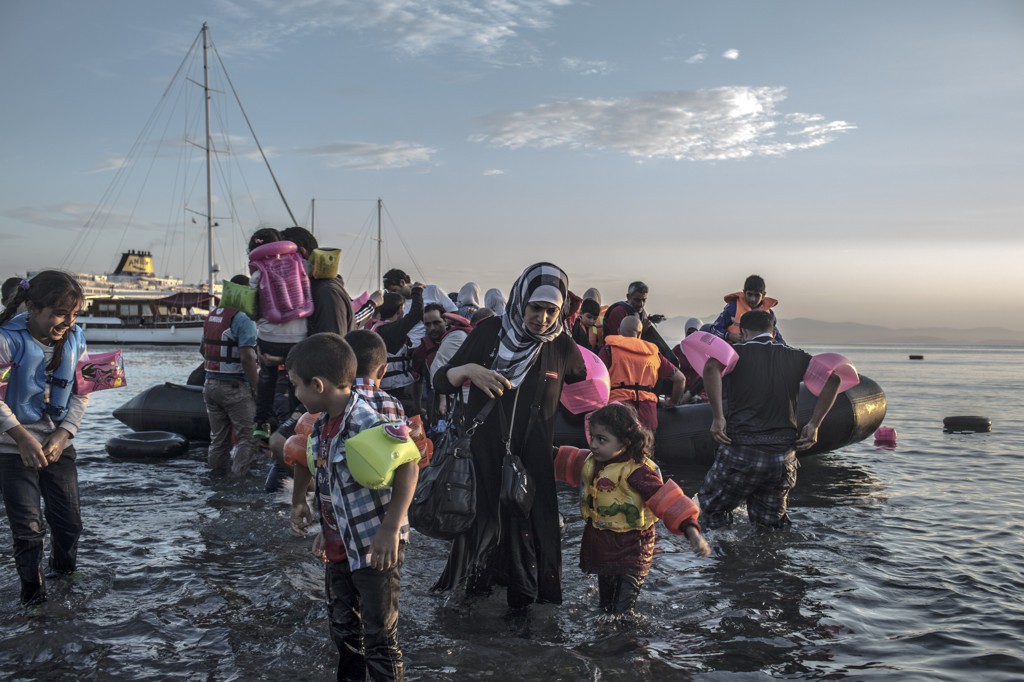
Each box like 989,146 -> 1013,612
409,397 -> 496,540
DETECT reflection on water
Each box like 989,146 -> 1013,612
1,345 -> 1023,680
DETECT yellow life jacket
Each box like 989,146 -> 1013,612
724,291 -> 779,336
580,456 -> 660,532
605,335 -> 660,404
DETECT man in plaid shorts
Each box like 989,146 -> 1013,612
697,310 -> 843,529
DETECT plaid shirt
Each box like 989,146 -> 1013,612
312,392 -> 409,571
352,378 -> 406,423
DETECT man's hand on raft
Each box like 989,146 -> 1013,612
795,423 -> 820,451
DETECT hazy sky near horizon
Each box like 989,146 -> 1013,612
1,1 -> 1022,330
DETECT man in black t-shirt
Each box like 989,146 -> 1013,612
697,310 -> 843,529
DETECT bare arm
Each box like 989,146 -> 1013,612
369,461 -> 418,571
796,374 -> 841,451
703,359 -> 730,444
240,346 -> 259,392
290,463 -> 314,535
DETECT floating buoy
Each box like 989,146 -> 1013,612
874,426 -> 898,448
909,355 -> 924,360
105,431 -> 190,460
942,416 -> 992,433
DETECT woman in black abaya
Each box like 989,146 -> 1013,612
431,262 -> 585,608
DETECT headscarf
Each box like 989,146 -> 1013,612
491,262 -> 569,389
423,284 -> 457,313
582,287 -> 602,305
484,288 -> 506,316
457,281 -> 483,318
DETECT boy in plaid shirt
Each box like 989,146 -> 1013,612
286,333 -> 417,681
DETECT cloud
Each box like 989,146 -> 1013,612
685,51 -> 706,65
299,141 -> 436,169
472,87 -> 856,161
561,57 -> 612,76
87,157 -> 129,174
722,49 -> 740,60
483,169 -> 505,176
225,0 -> 573,58
0,202 -> 169,233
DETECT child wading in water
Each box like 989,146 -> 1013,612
555,403 -> 710,614
0,271 -> 89,605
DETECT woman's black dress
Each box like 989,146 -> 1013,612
431,315 -> 585,605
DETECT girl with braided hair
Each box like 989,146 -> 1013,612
0,270 -> 89,605
554,402 -> 710,614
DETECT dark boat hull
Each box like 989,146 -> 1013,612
554,375 -> 887,465
114,376 -> 887,460
113,382 -> 211,442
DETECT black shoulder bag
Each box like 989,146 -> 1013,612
408,396 -> 496,540
498,349 -> 554,517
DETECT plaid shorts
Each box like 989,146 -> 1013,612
697,443 -> 798,529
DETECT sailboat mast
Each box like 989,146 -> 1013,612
202,23 -> 215,296
377,198 -> 383,290
311,197 -> 316,236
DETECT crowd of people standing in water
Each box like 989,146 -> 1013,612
0,227 -> 851,682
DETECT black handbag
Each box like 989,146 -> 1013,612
408,399 -> 495,540
497,396 -> 536,517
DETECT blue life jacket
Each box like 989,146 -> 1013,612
0,312 -> 86,424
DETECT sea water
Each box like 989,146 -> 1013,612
1,344 -> 1022,680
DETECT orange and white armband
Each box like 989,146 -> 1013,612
554,446 -> 589,487
647,479 -> 700,534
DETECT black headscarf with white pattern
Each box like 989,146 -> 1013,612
491,262 -> 569,389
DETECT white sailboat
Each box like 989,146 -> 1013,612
68,23 -> 296,345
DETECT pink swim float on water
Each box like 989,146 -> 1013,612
560,347 -> 611,415
680,331 -> 739,376
803,353 -> 860,396
874,426 -> 897,448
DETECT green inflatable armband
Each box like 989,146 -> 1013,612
344,422 -> 421,489
220,279 -> 257,317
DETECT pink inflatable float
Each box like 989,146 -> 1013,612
680,331 -> 738,376
560,347 -> 611,414
803,353 -> 860,396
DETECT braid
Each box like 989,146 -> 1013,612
0,288 -> 28,327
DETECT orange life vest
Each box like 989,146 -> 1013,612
724,291 -> 779,336
605,335 -> 661,404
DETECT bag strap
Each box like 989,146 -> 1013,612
497,344 -> 553,457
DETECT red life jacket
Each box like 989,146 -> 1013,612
200,307 -> 243,374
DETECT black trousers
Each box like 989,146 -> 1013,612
326,546 -> 405,682
597,574 -> 645,614
0,449 -> 82,604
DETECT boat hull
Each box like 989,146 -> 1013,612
81,321 -> 203,345
554,375 -> 887,465
112,382 -> 211,441
114,376 -> 887,460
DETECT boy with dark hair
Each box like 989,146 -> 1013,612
710,273 -> 785,344
285,332 -> 416,681
697,310 -> 841,529
345,330 -> 406,422
571,298 -> 601,351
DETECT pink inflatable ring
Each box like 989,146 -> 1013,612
680,331 -> 738,377
560,347 -> 611,415
803,353 -> 860,396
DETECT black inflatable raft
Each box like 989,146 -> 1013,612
115,376 -> 886,464
554,375 -> 887,465
113,382 -> 211,442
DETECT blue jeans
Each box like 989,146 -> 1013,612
326,546 -> 405,682
0,449 -> 82,604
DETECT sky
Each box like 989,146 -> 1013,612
1,1 -> 1022,331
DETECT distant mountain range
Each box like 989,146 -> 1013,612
655,316 -> 1022,347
